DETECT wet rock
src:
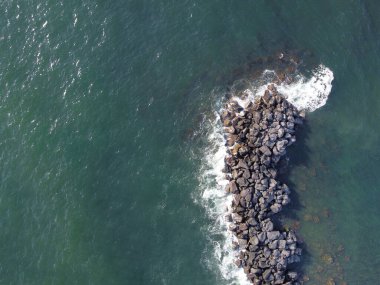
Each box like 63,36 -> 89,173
263,268 -> 272,281
236,160 -> 249,169
232,213 -> 243,223
268,240 -> 279,249
262,220 -> 274,232
270,203 -> 282,213
238,145 -> 249,156
227,181 -> 238,193
236,176 -> 247,186
257,232 -> 266,243
259,145 -> 272,156
238,238 -> 248,247
287,271 -> 298,280
249,236 -> 259,246
267,231 -> 281,241
247,217 -> 258,226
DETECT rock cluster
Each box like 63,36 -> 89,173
221,85 -> 304,284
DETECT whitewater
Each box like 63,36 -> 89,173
198,64 -> 334,284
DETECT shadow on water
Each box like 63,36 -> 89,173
274,120 -> 313,278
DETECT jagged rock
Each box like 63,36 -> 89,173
263,268 -> 272,281
262,220 -> 274,232
227,181 -> 238,193
257,232 -> 266,243
267,231 -> 281,241
236,160 -> 249,169
247,217 -> 258,226
238,238 -> 248,247
259,145 -> 272,156
249,236 -> 259,246
222,85 -> 303,284
268,240 -> 279,249
237,177 -> 249,187
270,203 -> 282,213
287,271 -> 298,280
232,213 -> 243,223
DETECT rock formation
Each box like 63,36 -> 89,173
221,84 -> 304,284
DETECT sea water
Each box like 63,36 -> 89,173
0,1 -> 380,284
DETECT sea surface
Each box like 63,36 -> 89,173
0,1 -> 380,284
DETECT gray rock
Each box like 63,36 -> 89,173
236,177 -> 248,187
272,249 -> 280,258
224,126 -> 235,134
287,271 -> 298,280
258,232 -> 266,243
287,122 -> 295,129
267,231 -> 281,241
249,236 -> 259,246
239,223 -> 248,231
263,247 -> 271,258
242,169 -> 251,179
228,181 -> 238,193
274,273 -> 285,284
259,145 -> 272,156
240,188 -> 248,197
225,214 -> 232,222
278,128 -> 285,138
231,213 -> 243,223
277,139 -> 288,147
268,240 -> 279,249
270,203 -> 282,213
262,220 -> 274,232
258,259 -> 268,268
238,238 -> 248,247
236,160 -> 249,169
287,255 -> 300,264
238,145 -> 249,156
263,268 -> 272,281
247,217 -> 258,226
278,240 -> 287,249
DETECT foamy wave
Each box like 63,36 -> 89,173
236,64 -> 334,112
277,64 -> 334,112
198,113 -> 251,285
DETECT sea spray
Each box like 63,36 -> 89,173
239,65 -> 334,112
198,114 -> 252,285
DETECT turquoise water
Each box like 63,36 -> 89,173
0,1 -> 379,284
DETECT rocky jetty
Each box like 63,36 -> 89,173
221,85 -> 304,284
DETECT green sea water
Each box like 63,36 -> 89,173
0,1 -> 379,284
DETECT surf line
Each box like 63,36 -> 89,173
221,84 -> 303,284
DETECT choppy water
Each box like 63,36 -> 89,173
0,1 -> 380,284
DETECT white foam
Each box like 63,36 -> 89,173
277,65 -> 334,112
233,64 -> 334,112
198,113 -> 251,285
197,64 -> 334,284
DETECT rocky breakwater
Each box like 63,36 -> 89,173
221,85 -> 304,284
